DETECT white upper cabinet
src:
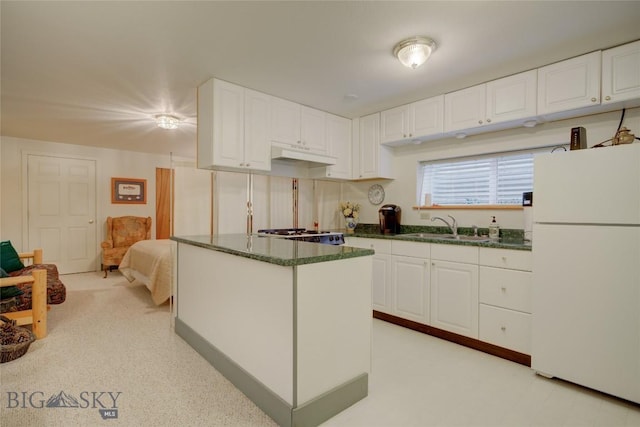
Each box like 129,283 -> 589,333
197,78 -> 270,172
381,95 -> 444,146
300,106 -> 327,154
355,113 -> 393,180
444,84 -> 486,134
270,97 -> 301,146
445,70 -> 537,136
243,89 -> 272,171
602,40 -> 640,106
537,51 -> 601,118
271,98 -> 327,155
324,113 -> 351,179
485,70 -> 537,125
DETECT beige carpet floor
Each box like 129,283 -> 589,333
0,271 -> 276,427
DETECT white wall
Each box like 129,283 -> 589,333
4,107 -> 637,246
0,136 -> 179,254
341,107 -> 640,230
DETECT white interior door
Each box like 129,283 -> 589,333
27,154 -> 97,274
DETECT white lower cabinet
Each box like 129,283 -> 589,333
347,238 -> 533,356
430,259 -> 479,338
479,248 -> 533,354
391,241 -> 430,324
345,238 -> 392,314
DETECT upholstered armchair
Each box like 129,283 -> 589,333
101,216 -> 151,277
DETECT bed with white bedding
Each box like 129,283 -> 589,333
119,239 -> 175,305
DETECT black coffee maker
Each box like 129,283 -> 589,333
379,204 -> 401,234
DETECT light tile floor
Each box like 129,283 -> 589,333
324,319 -> 640,427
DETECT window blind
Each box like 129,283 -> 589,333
420,152 -> 534,206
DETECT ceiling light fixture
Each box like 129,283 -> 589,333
393,36 -> 437,69
155,114 -> 180,130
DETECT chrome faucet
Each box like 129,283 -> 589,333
431,215 -> 458,236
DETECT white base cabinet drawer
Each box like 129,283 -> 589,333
479,266 -> 532,313
479,304 -> 531,354
391,240 -> 430,258
479,248 -> 532,271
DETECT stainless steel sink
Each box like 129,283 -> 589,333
402,232 -> 455,239
402,233 -> 491,242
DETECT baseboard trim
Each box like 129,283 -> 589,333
373,311 -> 531,367
175,317 -> 369,427
175,318 -> 292,426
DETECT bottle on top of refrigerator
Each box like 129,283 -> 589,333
488,216 -> 500,241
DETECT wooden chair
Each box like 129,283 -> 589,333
0,249 -> 47,339
101,216 -> 152,277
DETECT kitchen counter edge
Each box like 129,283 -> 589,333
347,232 -> 532,251
171,234 -> 375,266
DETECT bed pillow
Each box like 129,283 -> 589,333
0,267 -> 24,300
0,240 -> 25,273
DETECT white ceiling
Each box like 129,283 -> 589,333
2,1 -> 640,159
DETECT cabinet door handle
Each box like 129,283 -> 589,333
605,96 -> 611,101
501,286 -> 506,292
501,326 -> 506,331
478,120 -> 483,125
591,97 -> 597,103
486,118 -> 492,123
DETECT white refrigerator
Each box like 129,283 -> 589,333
532,143 -> 640,404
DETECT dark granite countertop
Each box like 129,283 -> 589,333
346,224 -> 531,251
171,234 -> 375,266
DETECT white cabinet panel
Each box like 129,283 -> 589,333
244,89 -> 272,171
301,106 -> 327,154
391,240 -> 430,258
480,304 -> 531,354
380,105 -> 410,143
380,95 -> 444,146
485,70 -> 537,125
479,248 -> 532,271
430,260 -> 479,338
431,243 -> 478,264
345,237 -> 392,314
197,79 -> 270,172
537,51 -> 601,116
444,84 -> 486,134
271,97 -> 301,146
320,113 -> 351,180
392,255 -> 429,323
602,40 -> 640,106
412,96 -> 444,140
479,266 -> 532,313
356,113 -> 393,180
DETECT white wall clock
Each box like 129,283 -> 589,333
368,184 -> 385,205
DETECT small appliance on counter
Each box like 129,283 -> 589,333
379,204 -> 401,234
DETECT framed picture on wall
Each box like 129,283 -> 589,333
111,177 -> 147,204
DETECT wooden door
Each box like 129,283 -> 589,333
27,154 -> 97,273
156,168 -> 173,239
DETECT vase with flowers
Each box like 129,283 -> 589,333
339,201 -> 360,234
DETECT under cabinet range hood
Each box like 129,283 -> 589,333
271,146 -> 337,167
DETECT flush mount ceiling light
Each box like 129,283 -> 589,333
154,114 -> 180,130
393,36 -> 437,69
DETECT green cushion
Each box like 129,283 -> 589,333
0,241 -> 25,273
0,267 -> 24,300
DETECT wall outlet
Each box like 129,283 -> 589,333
420,211 -> 430,220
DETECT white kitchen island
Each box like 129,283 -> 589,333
171,234 -> 373,427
